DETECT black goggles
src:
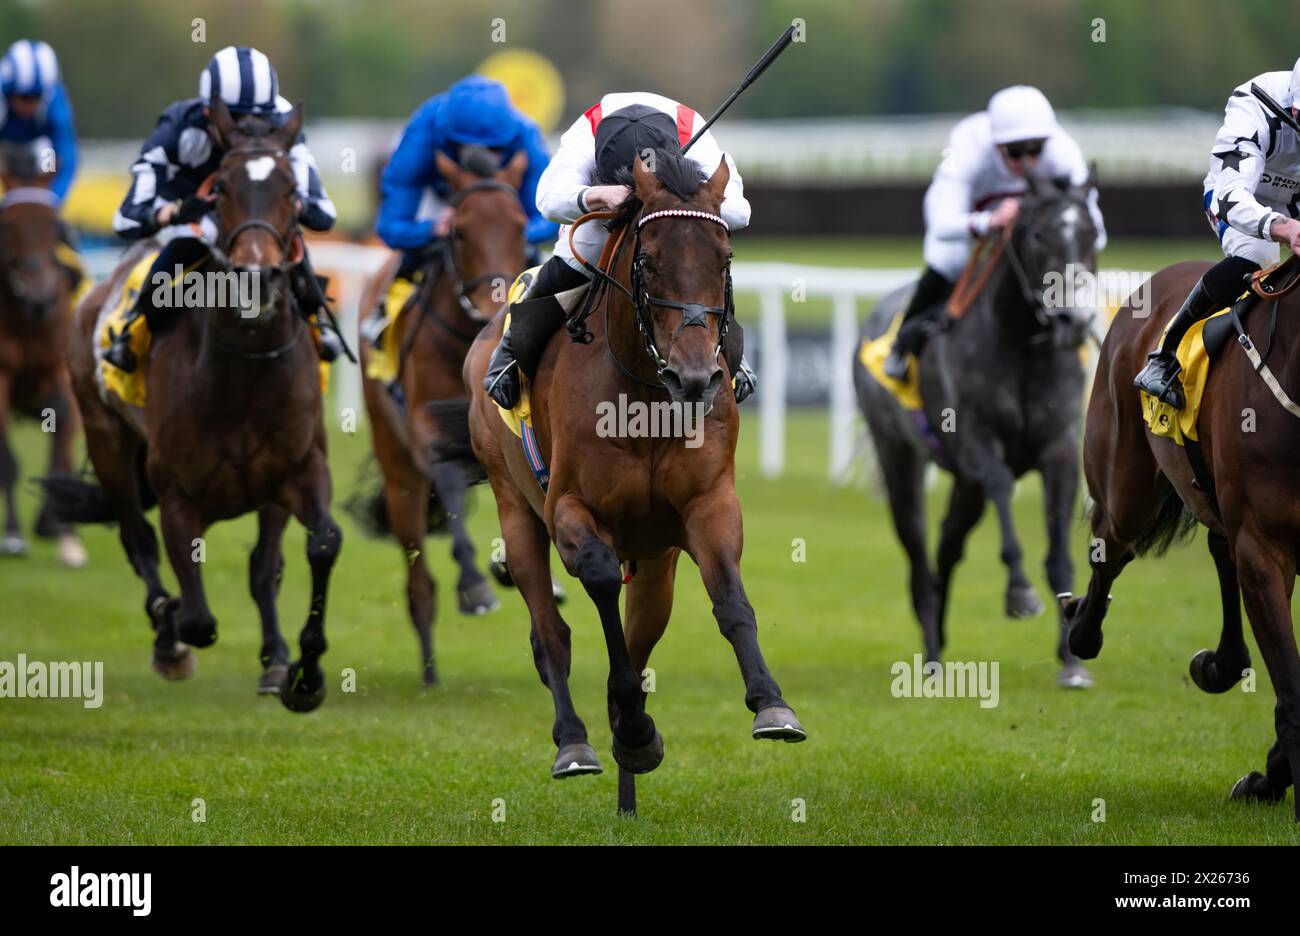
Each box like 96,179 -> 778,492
1003,139 -> 1046,160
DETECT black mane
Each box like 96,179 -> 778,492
612,147 -> 706,227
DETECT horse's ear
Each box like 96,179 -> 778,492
703,155 -> 730,207
208,97 -> 239,150
435,150 -> 465,191
1086,161 -> 1100,190
275,103 -> 304,150
632,154 -> 659,198
499,150 -> 528,190
1024,170 -> 1046,199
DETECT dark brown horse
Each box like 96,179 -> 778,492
53,99 -> 340,712
358,150 -> 528,686
1065,258 -> 1300,817
438,150 -> 804,815
0,144 -> 85,565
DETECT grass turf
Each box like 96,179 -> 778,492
2,404 -> 1298,844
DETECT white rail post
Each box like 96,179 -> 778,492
829,292 -> 857,483
759,287 -> 786,478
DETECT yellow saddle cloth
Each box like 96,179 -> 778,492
858,309 -> 922,411
363,276 -> 418,384
97,250 -> 330,407
1140,305 -> 1234,445
494,265 -> 544,439
95,250 -> 159,407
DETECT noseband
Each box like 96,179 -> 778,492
212,146 -> 299,271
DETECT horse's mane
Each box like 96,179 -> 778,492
610,148 -> 706,228
458,144 -> 501,179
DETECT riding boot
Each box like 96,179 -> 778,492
1132,279 -> 1218,409
483,327 -> 521,409
884,266 -> 954,380
104,306 -> 143,373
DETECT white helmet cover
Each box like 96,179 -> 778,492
988,85 -> 1058,145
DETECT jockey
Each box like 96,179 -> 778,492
883,86 -> 1106,380
1136,58 -> 1300,408
376,74 -> 556,284
106,46 -> 339,373
0,39 -> 84,287
482,92 -> 757,410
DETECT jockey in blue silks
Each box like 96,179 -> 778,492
0,39 -> 78,203
375,75 -> 556,296
0,39 -> 84,287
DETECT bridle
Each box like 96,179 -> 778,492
571,205 -> 734,386
442,177 -> 520,322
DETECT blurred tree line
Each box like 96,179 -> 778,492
1,0 -> 1294,137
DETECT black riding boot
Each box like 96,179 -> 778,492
105,237 -> 212,373
484,328 -> 521,409
104,305 -> 143,372
1133,280 -> 1220,409
884,266 -> 954,380
290,256 -> 344,362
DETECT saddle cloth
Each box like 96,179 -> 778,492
858,308 -> 923,411
1140,304 -> 1235,445
362,276 -> 418,384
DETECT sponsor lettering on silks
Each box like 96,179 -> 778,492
0,654 -> 103,709
595,393 -> 707,449
49,867 -> 151,917
151,264 -> 263,317
890,653 -> 1000,709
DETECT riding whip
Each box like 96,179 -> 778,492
682,24 -> 798,154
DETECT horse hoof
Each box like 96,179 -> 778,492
151,643 -> 196,681
258,664 -> 288,695
458,580 -> 499,616
1189,649 -> 1241,694
1005,585 -> 1044,618
57,535 -> 88,568
421,667 -> 438,689
552,742 -> 603,778
279,661 -> 326,713
752,706 -> 808,742
552,578 -> 568,604
488,559 -> 513,588
0,534 -> 28,557
1230,771 -> 1285,803
177,618 -> 217,649
612,727 -> 664,775
1057,663 -> 1093,690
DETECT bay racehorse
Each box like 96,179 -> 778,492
1066,257 -> 1300,817
357,148 -> 528,686
51,99 -> 341,712
0,143 -> 86,565
854,176 -> 1098,686
435,150 -> 805,816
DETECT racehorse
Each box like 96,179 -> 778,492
854,176 -> 1098,686
0,142 -> 86,566
357,148 -> 528,686
436,150 -> 805,815
1065,257 -> 1300,817
50,99 -> 341,712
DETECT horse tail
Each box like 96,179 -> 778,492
426,399 -> 487,486
38,449 -> 157,524
343,455 -> 449,538
1125,486 -> 1198,558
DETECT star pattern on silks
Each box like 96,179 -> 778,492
1263,113 -> 1285,154
1217,193 -> 1240,223
1214,148 -> 1249,172
1233,130 -> 1260,150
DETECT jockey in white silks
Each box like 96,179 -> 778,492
1135,57 -> 1300,409
884,85 -> 1106,379
482,91 -> 757,409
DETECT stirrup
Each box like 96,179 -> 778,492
104,329 -> 138,373
883,348 -> 910,381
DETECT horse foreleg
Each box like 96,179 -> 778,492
495,482 -> 596,777
1229,531 -> 1300,816
250,504 -> 291,694
37,377 -> 86,566
159,494 -> 218,650
0,374 -> 23,553
615,549 -> 679,816
279,448 -> 341,714
682,491 -> 806,742
554,493 -> 663,775
934,478 -> 986,654
1039,438 -> 1091,686
429,460 -> 497,616
384,475 -> 438,687
1189,530 -> 1251,694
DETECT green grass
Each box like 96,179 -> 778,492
731,237 -> 1222,327
2,406 -> 1298,844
